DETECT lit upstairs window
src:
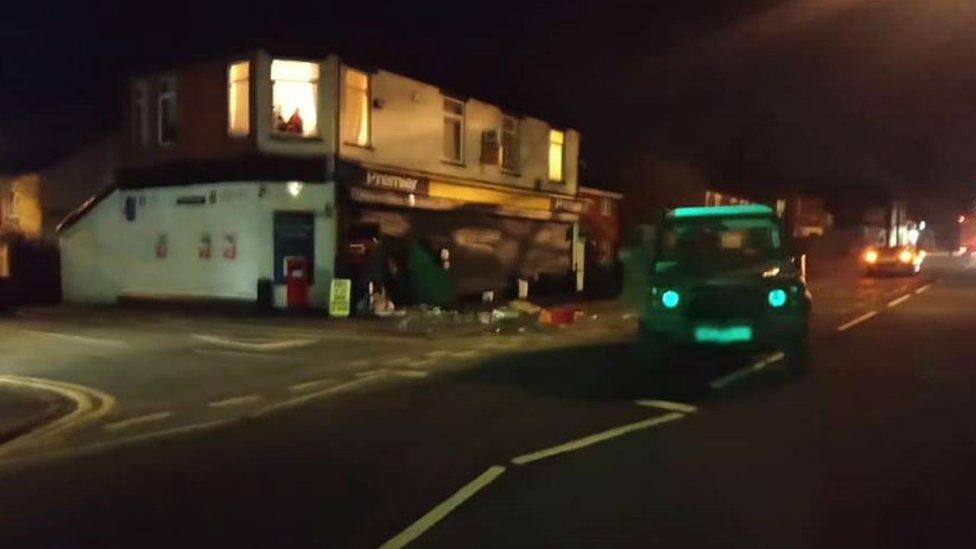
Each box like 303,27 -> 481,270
228,61 -> 250,136
271,60 -> 319,138
548,129 -> 565,182
342,69 -> 371,146
443,97 -> 465,163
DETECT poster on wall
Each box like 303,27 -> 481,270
329,278 -> 352,318
155,233 -> 168,259
199,233 -> 212,259
223,232 -> 237,260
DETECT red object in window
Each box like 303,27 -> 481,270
285,256 -> 309,309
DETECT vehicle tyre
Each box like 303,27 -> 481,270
783,337 -> 809,374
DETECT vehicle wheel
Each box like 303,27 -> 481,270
783,337 -> 809,374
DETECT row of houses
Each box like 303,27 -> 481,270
2,49 -> 625,310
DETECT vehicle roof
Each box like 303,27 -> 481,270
667,204 -> 774,219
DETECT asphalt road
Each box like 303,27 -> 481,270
0,256 -> 971,548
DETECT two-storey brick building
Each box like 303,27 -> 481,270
59,49 -> 585,309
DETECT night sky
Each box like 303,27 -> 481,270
3,0 -> 976,226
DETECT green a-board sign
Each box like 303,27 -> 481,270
329,278 -> 352,318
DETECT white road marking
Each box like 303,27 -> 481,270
288,378 -> 337,393
0,375 -> 117,458
252,374 -> 389,416
393,370 -> 429,378
355,369 -> 390,378
103,411 -> 174,432
207,395 -> 264,408
510,412 -> 685,466
635,400 -> 698,414
404,358 -> 436,368
18,329 -> 128,349
448,350 -> 480,358
426,350 -> 452,358
348,359 -> 372,367
383,357 -> 413,366
193,349 -> 290,360
709,351 -> 786,391
887,294 -> 911,308
379,465 -> 507,549
915,283 -> 933,295
192,334 -> 317,352
837,310 -> 879,332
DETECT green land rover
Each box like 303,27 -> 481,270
640,204 -> 811,368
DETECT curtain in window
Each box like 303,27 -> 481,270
342,70 -> 370,145
548,130 -> 565,181
228,61 -> 250,136
271,60 -> 319,138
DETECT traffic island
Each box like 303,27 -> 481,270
0,384 -> 75,446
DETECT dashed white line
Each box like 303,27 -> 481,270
448,350 -> 480,358
379,465 -> 507,549
18,329 -> 129,349
252,374 -> 390,416
404,358 -> 436,368
915,283 -> 933,295
207,395 -> 264,408
192,334 -> 318,351
355,368 -> 390,378
635,400 -> 698,414
393,370 -> 429,378
887,294 -> 911,308
288,378 -> 337,393
510,412 -> 686,466
426,350 -> 452,358
837,310 -> 879,332
709,351 -> 785,390
383,357 -> 413,366
193,349 -> 289,360
104,411 -> 173,432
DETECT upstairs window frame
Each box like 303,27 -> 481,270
442,96 -> 466,164
341,67 -> 372,147
227,60 -> 251,137
500,115 -> 520,173
131,79 -> 150,147
270,59 -> 321,139
157,75 -> 178,146
548,129 -> 565,183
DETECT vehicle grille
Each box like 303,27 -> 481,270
687,287 -> 765,320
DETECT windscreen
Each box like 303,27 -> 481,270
659,216 -> 784,266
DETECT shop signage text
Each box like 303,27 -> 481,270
363,171 -> 429,195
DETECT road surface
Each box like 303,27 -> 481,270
0,256 -> 971,548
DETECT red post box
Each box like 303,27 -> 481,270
284,256 -> 309,310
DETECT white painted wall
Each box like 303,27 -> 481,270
336,63 -> 580,195
60,181 -> 336,308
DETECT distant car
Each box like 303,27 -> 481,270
862,245 -> 924,275
639,204 -> 811,370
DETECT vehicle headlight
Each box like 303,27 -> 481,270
661,290 -> 681,309
768,288 -> 787,308
899,249 -> 913,263
864,249 -> 878,264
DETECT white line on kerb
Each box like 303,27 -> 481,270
837,310 -> 878,332
207,395 -> 264,408
104,411 -> 173,432
510,412 -> 685,466
635,400 -> 698,414
915,284 -> 933,295
378,465 -> 507,549
888,294 -> 911,308
709,351 -> 786,390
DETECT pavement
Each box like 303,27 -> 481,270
0,254 -> 970,547
0,384 -> 73,445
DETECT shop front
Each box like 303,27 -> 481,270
335,164 -> 586,305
